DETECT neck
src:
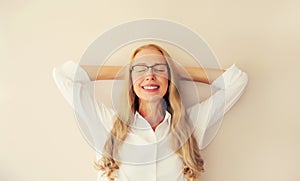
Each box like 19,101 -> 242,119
138,99 -> 165,130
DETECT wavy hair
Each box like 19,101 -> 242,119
94,44 -> 204,180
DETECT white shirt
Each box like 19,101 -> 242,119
52,61 -> 248,181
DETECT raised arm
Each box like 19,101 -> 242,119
81,65 -> 225,83
52,61 -> 116,148
81,65 -> 124,81
187,64 -> 248,149
180,67 -> 225,84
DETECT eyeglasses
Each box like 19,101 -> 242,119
130,64 -> 169,74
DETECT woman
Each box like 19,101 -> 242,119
53,44 -> 248,181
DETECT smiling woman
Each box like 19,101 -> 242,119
131,47 -> 170,107
53,43 -> 248,181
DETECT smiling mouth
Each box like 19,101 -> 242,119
142,85 -> 160,90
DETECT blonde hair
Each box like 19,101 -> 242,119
94,44 -> 204,180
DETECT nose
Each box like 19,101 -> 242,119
144,68 -> 156,80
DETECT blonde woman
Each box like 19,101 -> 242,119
53,44 -> 248,181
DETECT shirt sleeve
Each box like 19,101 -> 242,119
52,61 -> 115,151
187,64 -> 248,149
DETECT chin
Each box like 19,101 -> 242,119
140,95 -> 163,103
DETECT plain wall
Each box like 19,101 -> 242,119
1,0 -> 299,181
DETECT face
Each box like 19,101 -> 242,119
131,48 -> 169,103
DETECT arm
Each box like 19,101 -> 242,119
187,64 -> 248,149
52,61 -> 116,140
81,65 -> 123,81
180,67 -> 225,84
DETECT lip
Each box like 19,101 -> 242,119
141,84 -> 160,92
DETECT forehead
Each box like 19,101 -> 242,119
133,48 -> 166,65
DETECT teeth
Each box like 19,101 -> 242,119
143,86 -> 159,90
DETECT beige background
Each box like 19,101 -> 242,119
1,0 -> 300,181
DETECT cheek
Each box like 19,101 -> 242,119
131,75 -> 141,85
132,77 -> 142,92
160,79 -> 169,94
132,84 -> 139,94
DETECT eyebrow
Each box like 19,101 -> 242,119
131,63 -> 168,67
132,57 -> 166,65
131,63 -> 147,66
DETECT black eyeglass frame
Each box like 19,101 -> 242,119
130,64 -> 169,73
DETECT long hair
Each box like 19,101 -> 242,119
94,44 -> 204,180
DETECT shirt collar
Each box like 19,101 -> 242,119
133,110 -> 171,129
